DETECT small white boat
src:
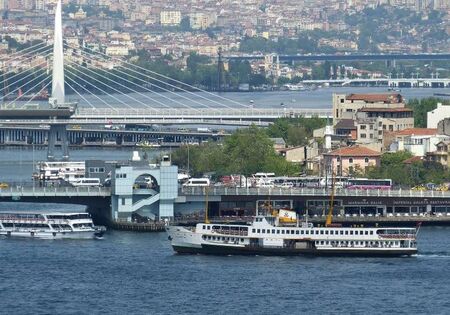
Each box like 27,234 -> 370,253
0,212 -> 106,239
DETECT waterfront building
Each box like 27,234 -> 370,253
323,146 -> 381,176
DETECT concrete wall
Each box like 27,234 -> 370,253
428,103 -> 450,129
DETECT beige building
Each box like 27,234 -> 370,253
105,45 -> 129,56
160,11 -> 181,26
426,140 -> 450,167
332,93 -> 405,123
189,12 -> 216,30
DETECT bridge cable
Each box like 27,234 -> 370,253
1,41 -> 49,63
65,66 -> 133,109
0,45 -> 52,79
64,59 -> 163,112
5,74 -> 51,107
65,43 -> 251,109
67,45 -> 210,110
0,51 -> 53,91
2,69 -> 49,105
66,46 -> 206,111
22,79 -> 52,107
64,79 -> 96,109
65,74 -> 115,110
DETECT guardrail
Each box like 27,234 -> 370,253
0,186 -> 111,197
181,187 -> 450,198
75,107 -> 332,118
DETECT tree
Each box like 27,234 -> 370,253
407,97 -> 449,128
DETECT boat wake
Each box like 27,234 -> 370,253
415,252 -> 450,258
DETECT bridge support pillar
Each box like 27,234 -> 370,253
47,124 -> 69,161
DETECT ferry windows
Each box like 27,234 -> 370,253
257,229 -> 260,233
370,231 -> 374,235
277,230 -> 280,234
296,230 -> 299,235
320,230 -> 324,235
305,230 -> 309,235
207,226 -> 210,230
365,231 -> 368,235
345,230 -> 349,235
262,229 -> 266,233
350,231 -> 354,235
240,238 -> 244,242
272,229 -> 275,234
202,225 -> 205,230
282,230 -> 285,234
267,230 -> 270,234
252,229 -> 255,233
325,230 -> 329,235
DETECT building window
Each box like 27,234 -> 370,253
360,134 -> 366,138
370,134 -> 374,139
360,125 -> 366,130
121,198 -> 125,205
340,98 -> 344,103
349,158 -> 353,163
365,157 -> 369,163
369,125 -> 373,130
378,130 -> 383,135
389,125 -> 394,132
337,156 -> 340,162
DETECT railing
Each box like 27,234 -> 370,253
74,107 -> 332,118
0,186 -> 111,197
181,187 -> 450,198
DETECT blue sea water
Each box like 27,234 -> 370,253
1,227 -> 449,315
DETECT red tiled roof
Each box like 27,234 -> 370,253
359,107 -> 413,112
402,156 -> 422,164
346,93 -> 403,103
394,128 -> 438,136
325,146 -> 381,157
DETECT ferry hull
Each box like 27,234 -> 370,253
172,244 -> 417,257
0,230 -> 102,239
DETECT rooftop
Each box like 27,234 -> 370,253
335,119 -> 356,130
359,107 -> 413,113
346,93 -> 403,103
325,145 -> 381,157
394,128 -> 438,136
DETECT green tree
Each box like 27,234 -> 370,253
407,97 -> 449,128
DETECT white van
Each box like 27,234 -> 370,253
71,178 -> 101,187
183,178 -> 210,187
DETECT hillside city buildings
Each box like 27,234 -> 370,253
0,0 -> 449,80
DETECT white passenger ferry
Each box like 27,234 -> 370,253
166,211 -> 419,257
0,212 -> 106,239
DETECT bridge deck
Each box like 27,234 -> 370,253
182,187 -> 450,198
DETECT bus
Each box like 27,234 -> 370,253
347,178 -> 392,190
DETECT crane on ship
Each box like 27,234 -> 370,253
325,170 -> 337,227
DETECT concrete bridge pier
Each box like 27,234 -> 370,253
47,124 -> 69,161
